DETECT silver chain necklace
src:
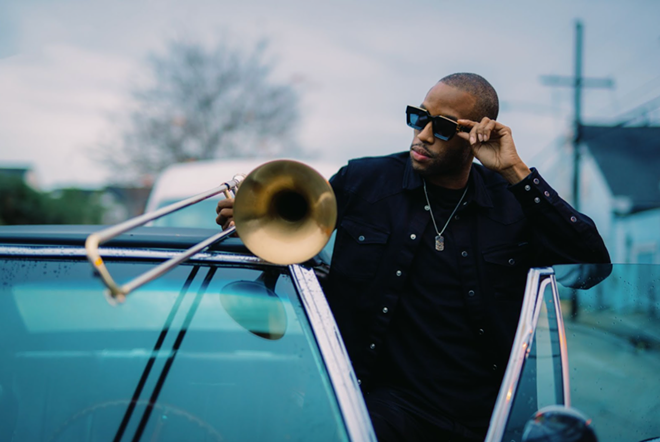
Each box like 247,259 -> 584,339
422,179 -> 469,251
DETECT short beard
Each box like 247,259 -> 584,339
410,142 -> 473,178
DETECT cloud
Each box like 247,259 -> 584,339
0,44 -> 135,188
1,0 -> 660,189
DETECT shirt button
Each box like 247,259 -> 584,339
544,191 -> 550,197
461,251 -> 468,257
492,364 -> 498,371
533,178 -> 540,185
396,270 -> 402,276
508,258 -> 515,265
524,185 -> 531,191
357,379 -> 362,385
369,343 -> 376,350
454,215 -> 460,220
462,201 -> 468,206
478,328 -> 485,335
534,197 -> 541,204
424,205 -> 430,211
468,290 -> 475,297
410,234 -> 417,240
382,307 -> 389,314
570,216 -> 577,222
358,235 -> 365,241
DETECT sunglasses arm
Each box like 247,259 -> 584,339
457,124 -> 471,134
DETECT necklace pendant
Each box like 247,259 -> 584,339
435,235 -> 445,251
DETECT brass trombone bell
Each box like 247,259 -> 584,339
85,160 -> 336,303
234,160 -> 337,265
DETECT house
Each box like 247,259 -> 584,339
539,125 -> 660,265
0,166 -> 39,189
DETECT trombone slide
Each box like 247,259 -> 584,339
85,177 -> 243,303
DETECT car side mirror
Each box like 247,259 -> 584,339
219,279 -> 287,340
522,405 -> 598,442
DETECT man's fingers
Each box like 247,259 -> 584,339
219,207 -> 234,222
215,207 -> 234,228
458,118 -> 482,144
483,119 -> 497,142
469,124 -> 479,145
456,131 -> 470,142
476,117 -> 492,142
222,219 -> 234,231
458,118 -> 476,129
458,118 -> 502,144
216,197 -> 234,214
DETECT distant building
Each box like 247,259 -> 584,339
0,166 -> 39,189
543,125 -> 660,265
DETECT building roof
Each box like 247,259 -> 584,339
581,125 -> 660,214
0,167 -> 30,180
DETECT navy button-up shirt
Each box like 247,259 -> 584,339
325,151 -> 610,427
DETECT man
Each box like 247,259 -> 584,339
217,73 -> 610,441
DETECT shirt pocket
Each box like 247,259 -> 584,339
331,218 -> 390,281
482,242 -> 531,298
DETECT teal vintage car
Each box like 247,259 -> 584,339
0,162 -> 657,441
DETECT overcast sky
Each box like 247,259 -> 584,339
1,0 -> 659,189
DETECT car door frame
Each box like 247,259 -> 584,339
485,267 -> 571,442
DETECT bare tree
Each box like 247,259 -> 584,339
98,38 -> 301,183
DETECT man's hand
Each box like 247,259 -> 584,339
216,198 -> 235,230
457,117 -> 531,184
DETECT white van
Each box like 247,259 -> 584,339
144,158 -> 342,229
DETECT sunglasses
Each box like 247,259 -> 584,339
406,105 -> 467,141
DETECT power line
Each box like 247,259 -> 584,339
499,100 -> 570,116
593,73 -> 660,118
614,93 -> 660,126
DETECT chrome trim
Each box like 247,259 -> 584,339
0,245 -> 274,266
290,265 -> 376,442
551,274 -> 571,407
485,267 -> 556,442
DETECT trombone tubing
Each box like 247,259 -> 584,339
85,177 -> 242,302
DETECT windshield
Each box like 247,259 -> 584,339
0,257 -> 349,442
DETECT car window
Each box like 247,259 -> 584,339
0,257 -> 349,442
150,198 -> 221,229
555,263 -> 660,442
500,276 -> 566,441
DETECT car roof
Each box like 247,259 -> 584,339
0,224 -> 250,253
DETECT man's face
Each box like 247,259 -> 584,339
409,82 -> 477,180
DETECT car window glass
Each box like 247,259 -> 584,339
0,257 -> 349,442
150,198 -> 221,229
555,263 -> 660,442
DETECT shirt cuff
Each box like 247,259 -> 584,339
508,167 -> 558,208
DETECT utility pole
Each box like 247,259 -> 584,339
540,21 -> 614,320
540,20 -> 614,212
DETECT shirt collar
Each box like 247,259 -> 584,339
402,155 -> 494,209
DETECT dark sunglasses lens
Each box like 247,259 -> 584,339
406,107 -> 429,130
432,118 -> 456,141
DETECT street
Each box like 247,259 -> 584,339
565,319 -> 660,442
